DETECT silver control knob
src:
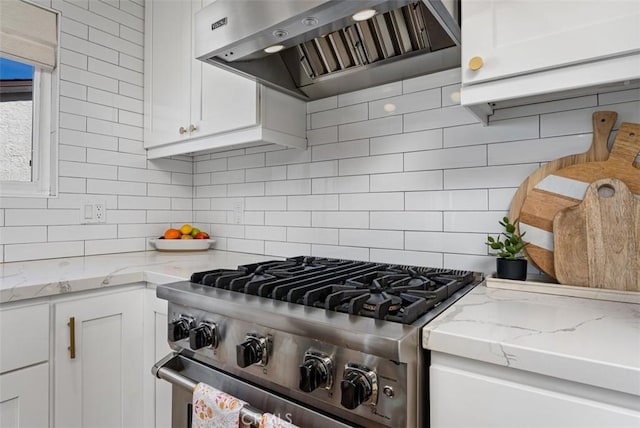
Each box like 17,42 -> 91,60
236,333 -> 270,367
299,350 -> 334,393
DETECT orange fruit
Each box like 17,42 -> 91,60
180,224 -> 193,235
163,228 -> 181,239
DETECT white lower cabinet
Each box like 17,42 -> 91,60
143,289 -> 172,428
430,352 -> 640,428
54,288 -> 144,428
0,363 -> 49,428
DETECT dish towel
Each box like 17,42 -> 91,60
259,413 -> 300,428
192,382 -> 247,428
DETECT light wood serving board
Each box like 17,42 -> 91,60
518,121 -> 640,278
553,178 -> 639,290
509,111 -> 617,234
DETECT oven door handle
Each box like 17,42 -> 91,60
152,353 -> 265,426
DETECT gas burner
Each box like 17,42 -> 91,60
189,257 -> 479,325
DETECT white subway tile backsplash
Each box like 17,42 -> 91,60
489,188 -> 518,211
87,179 -> 146,195
266,148 -> 312,166
444,211 -> 508,233
246,166 -> 287,182
288,195 -> 339,211
265,211 -> 311,227
196,211 -> 226,224
118,196 -> 171,210
405,190 -> 488,211
227,238 -> 264,254
339,154 -> 403,176
340,229 -> 403,249
59,128 -> 118,150
146,210 -> 192,224
5,241 -> 85,262
339,193 -> 404,211
339,116 -> 402,141
196,158 -> 227,173
444,116 -> 539,148
117,223 -> 165,239
228,183 -> 265,197
196,185 -> 227,198
89,27 -> 143,58
59,161 -> 118,180
212,149 -> 247,159
287,227 -> 339,245
48,224 -> 117,242
47,193 -> 117,209
540,102 -> 640,137
88,87 -> 143,113
307,96 -> 337,113
87,148 -> 146,168
118,167 -> 171,184
59,177 -> 87,193
212,170 -> 245,185
312,139 -> 369,162
307,126 -> 339,146
59,144 -> 87,162
88,57 -> 143,86
61,16 -> 88,39
370,171 -> 442,192
287,161 -> 338,179
228,153 -> 265,170
242,211 -> 265,225
194,173 -> 212,186
85,237 -> 145,255
265,241 -> 311,257
370,129 -> 442,155
61,48 -> 88,69
444,254 -> 494,273
89,0 -> 143,31
405,231 -> 488,255
312,176 -> 369,194
87,117 -> 143,140
106,210 -> 146,224
370,249 -> 443,267
245,225 -> 286,241
599,88 -> 640,105
488,134 -> 592,165
148,183 -> 192,198
441,84 -> 461,107
312,212 -> 369,229
338,82 -> 402,107
60,112 -> 87,131
119,81 -> 143,99
404,145 -> 486,171
0,226 -> 48,244
60,64 -> 118,92
370,212 -> 442,231
60,80 -> 88,100
245,197 -> 287,211
444,164 -> 539,189
311,103 -> 368,129
404,105 -> 477,133
265,180 -> 311,196
369,88 -> 440,119
311,244 -> 369,261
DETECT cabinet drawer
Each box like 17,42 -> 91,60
0,303 -> 49,373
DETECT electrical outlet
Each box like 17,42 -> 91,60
233,200 -> 244,224
80,199 -> 107,224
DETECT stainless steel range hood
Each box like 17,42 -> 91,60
194,0 -> 461,100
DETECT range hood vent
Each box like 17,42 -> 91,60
195,0 -> 461,100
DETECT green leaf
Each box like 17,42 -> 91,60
490,242 -> 503,250
487,236 -> 495,243
506,224 -> 516,233
503,216 -> 510,224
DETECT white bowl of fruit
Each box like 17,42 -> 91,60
150,224 -> 215,252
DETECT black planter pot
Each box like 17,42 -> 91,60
496,258 -> 528,281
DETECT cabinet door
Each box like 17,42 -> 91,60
144,0 -> 192,148
142,289 -> 172,428
54,289 -> 144,428
190,0 -> 258,139
462,0 -> 640,85
430,362 -> 640,428
0,363 -> 49,428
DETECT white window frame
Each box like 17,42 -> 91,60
0,67 -> 58,197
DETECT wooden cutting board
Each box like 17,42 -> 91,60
509,111 -> 617,276
553,178 -> 640,290
519,122 -> 640,278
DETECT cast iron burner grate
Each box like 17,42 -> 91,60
190,256 -> 478,325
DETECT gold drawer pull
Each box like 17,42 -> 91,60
469,56 -> 484,71
68,317 -> 76,359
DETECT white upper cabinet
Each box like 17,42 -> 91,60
144,0 -> 306,158
461,0 -> 640,122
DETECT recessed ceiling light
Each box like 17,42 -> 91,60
264,44 -> 285,54
352,9 -> 376,21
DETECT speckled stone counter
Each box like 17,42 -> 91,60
0,250 -> 275,303
423,285 -> 640,396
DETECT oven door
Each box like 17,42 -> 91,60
153,353 -> 356,428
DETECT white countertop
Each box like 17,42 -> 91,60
0,250 -> 275,303
423,285 -> 640,396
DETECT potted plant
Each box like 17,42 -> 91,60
486,217 -> 528,281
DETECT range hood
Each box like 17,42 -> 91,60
194,0 -> 461,100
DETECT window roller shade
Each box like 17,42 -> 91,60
0,0 -> 58,70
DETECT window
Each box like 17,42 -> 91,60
0,0 -> 59,197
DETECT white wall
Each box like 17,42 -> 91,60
1,3 -> 638,270
0,0 -> 193,263
191,69 -> 640,274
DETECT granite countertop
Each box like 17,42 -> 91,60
0,250 -> 275,303
423,284 -> 640,396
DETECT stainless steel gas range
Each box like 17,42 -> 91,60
152,256 -> 483,427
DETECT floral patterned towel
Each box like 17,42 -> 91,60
192,383 -> 247,428
258,413 -> 300,428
